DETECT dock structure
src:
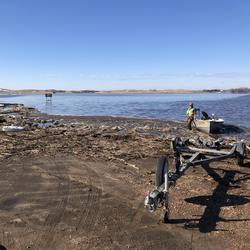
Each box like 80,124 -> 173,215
45,92 -> 53,102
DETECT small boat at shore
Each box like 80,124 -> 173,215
194,110 -> 224,133
195,118 -> 224,133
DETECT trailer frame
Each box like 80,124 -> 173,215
144,137 -> 247,221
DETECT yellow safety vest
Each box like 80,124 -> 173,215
186,107 -> 194,118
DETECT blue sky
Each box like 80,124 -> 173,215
0,0 -> 250,90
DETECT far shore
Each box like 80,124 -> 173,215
0,87 -> 249,95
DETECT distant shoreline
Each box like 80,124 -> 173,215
0,87 -> 249,95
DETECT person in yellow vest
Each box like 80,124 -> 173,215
186,102 -> 195,130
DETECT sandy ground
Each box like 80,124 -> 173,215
0,112 -> 249,250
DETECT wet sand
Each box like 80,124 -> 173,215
0,106 -> 249,249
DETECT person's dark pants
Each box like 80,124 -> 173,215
187,117 -> 194,130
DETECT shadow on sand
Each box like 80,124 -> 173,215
166,162 -> 250,233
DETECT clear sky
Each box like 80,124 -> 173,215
0,0 -> 250,90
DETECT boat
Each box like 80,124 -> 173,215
195,118 -> 224,133
194,110 -> 224,133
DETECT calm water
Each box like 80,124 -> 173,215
0,93 -> 249,127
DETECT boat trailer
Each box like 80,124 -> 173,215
144,137 -> 247,221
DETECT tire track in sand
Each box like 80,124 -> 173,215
70,160 -> 103,249
32,159 -> 71,250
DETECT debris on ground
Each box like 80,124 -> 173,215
0,103 -> 249,249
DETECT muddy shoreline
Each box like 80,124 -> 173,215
0,104 -> 249,249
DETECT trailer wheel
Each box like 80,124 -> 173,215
155,155 -> 169,187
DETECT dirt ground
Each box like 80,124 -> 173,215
0,114 -> 249,250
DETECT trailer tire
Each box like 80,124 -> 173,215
155,155 -> 168,187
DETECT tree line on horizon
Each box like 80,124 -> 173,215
0,87 -> 249,94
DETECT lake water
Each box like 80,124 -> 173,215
0,93 -> 249,127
